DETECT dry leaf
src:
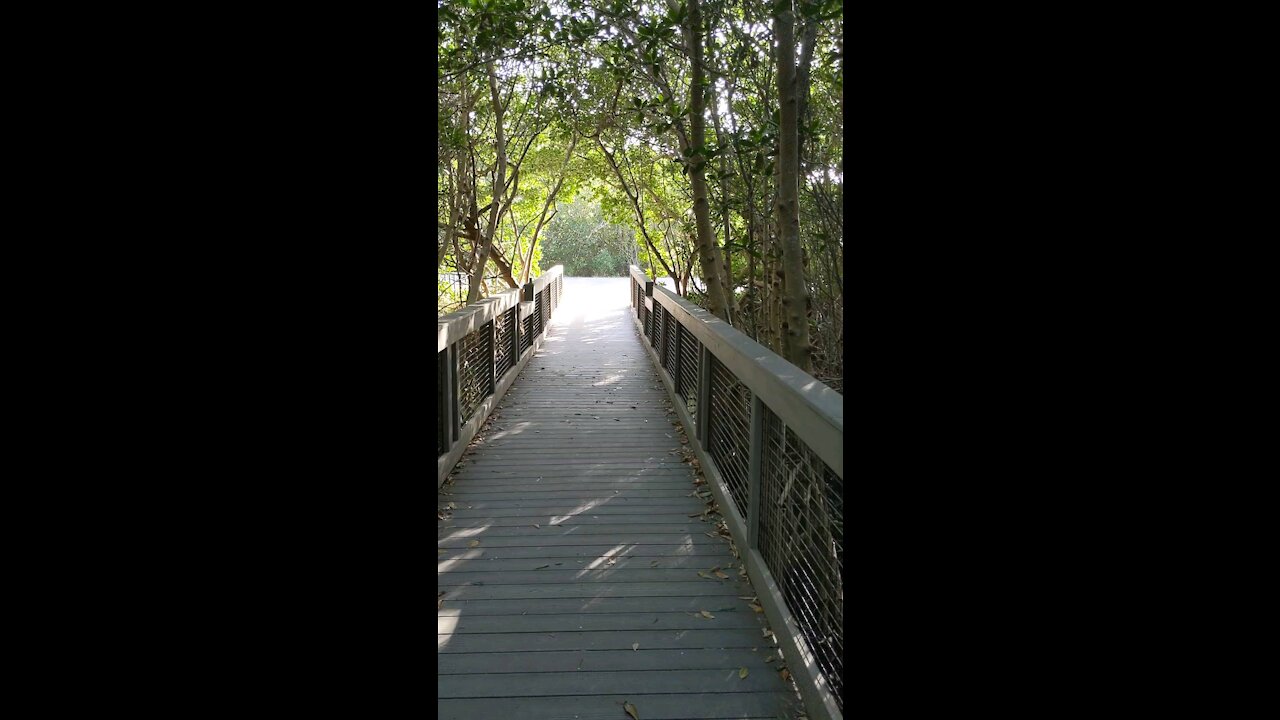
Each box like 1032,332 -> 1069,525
632,643 -> 639,651
699,610 -> 715,619
765,655 -> 776,663
750,603 -> 764,613
780,668 -> 791,682
535,564 -> 550,570
468,540 -> 480,548
713,570 -> 729,579
739,667 -> 749,679
697,571 -> 713,579
624,701 -> 639,720
533,524 -> 541,528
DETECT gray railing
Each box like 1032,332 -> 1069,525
438,266 -> 564,486
630,266 -> 844,720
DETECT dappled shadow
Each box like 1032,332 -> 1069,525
437,276 -> 800,718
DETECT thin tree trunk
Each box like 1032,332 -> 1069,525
773,0 -> 813,372
467,60 -> 507,304
682,0 -> 732,324
710,88 -> 734,306
521,134 -> 577,283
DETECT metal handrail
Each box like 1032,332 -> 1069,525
437,266 -> 565,486
627,265 -> 844,720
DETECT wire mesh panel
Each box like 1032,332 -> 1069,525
663,306 -> 679,380
706,355 -> 751,519
456,321 -> 494,423
495,307 -> 515,380
520,313 -> 533,355
676,324 -> 700,422
438,348 -> 448,457
651,302 -> 664,355
758,405 -> 844,712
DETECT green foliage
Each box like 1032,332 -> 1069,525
541,196 -> 633,276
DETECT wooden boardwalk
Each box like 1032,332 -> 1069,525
438,278 -> 801,720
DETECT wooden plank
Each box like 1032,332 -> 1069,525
438,647 -> 768,674
443,509 -> 704,521
438,555 -> 734,573
438,546 -> 727,561
437,533 -> 721,547
437,628 -> 766,653
437,610 -> 764,634
439,692 -> 792,720
438,667 -> 781,698
437,568 -> 752,586
441,490 -> 697,501
438,524 -> 710,537
440,513 -> 709,527
449,471 -> 690,479
438,581 -> 749,601
437,596 -> 747,617
443,504 -> 700,517
441,498 -> 698,510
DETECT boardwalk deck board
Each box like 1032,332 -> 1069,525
439,277 -> 800,720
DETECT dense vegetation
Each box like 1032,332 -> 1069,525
438,0 -> 843,391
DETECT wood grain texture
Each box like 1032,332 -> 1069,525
439,278 -> 799,720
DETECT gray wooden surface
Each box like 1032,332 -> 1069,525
439,277 -> 801,720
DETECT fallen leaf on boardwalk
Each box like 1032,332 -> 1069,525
533,524 -> 541,528
468,540 -> 480,548
699,610 -> 715,619
697,571 -> 713,579
738,596 -> 755,600
687,513 -> 704,518
535,564 -> 551,570
750,603 -> 764,613
624,701 -> 640,720
762,628 -> 773,637
632,643 -> 639,651
765,655 -> 776,663
780,668 -> 791,682
739,667 -> 749,679
649,561 -> 660,567
713,570 -> 729,579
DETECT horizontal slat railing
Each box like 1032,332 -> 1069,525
628,266 -> 843,720
438,266 -> 564,487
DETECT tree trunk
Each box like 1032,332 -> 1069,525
773,1 -> 813,372
682,0 -> 733,324
521,134 -> 577,283
467,60 -> 507,304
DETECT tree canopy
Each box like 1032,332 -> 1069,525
438,0 -> 843,391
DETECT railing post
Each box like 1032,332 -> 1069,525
696,346 -> 712,444
672,325 -> 684,400
508,308 -> 518,372
747,395 -> 764,549
489,317 -> 497,396
446,342 -> 459,444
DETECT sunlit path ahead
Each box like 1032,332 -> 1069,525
438,277 -> 800,720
